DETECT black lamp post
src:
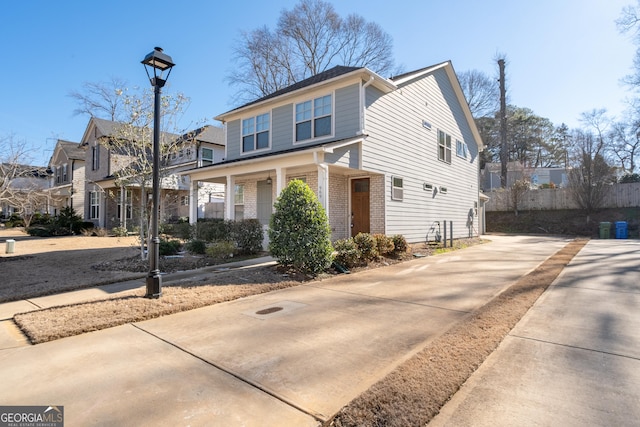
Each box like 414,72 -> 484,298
141,47 -> 174,298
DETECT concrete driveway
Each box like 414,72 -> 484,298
429,239 -> 640,427
0,235 -> 601,426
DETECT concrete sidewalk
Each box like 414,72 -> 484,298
0,235 -> 576,426
429,239 -> 640,427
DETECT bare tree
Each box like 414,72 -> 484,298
228,0 -> 396,101
567,129 -> 615,216
457,69 -> 499,118
68,77 -> 130,121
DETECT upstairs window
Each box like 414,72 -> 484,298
296,94 -> 332,142
62,164 -> 68,182
242,113 -> 270,153
456,140 -> 468,159
438,130 -> 452,164
201,148 -> 214,166
92,146 -> 100,170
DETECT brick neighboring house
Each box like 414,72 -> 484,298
46,139 -> 86,217
182,61 -> 484,244
80,117 -> 224,230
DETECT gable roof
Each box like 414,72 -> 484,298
176,125 -> 225,146
57,140 -> 85,161
215,65 -> 395,122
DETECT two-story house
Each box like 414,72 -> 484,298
80,117 -> 225,229
46,139 -> 86,217
183,61 -> 483,244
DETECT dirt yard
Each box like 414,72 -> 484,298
0,229 -> 144,302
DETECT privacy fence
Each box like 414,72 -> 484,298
485,182 -> 640,212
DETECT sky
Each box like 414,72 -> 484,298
1,0 -> 636,166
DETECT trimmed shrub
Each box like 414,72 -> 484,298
206,240 -> 235,259
26,226 -> 51,237
162,222 -> 193,240
194,219 -> 230,242
111,226 -> 128,237
268,179 -> 333,275
374,233 -> 395,256
159,238 -> 182,256
231,219 -> 264,254
353,232 -> 378,261
392,234 -> 408,254
185,239 -> 207,255
333,238 -> 361,268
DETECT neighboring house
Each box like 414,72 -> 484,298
80,117 -> 224,229
183,61 -> 484,243
481,162 -> 568,191
46,139 -> 86,217
0,163 -> 50,219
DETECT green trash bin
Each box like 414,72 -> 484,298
599,222 -> 611,239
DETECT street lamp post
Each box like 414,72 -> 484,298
141,47 -> 175,298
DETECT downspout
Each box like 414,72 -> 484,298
360,76 -> 375,135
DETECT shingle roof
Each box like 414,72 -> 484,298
57,140 -> 85,161
220,65 -> 363,116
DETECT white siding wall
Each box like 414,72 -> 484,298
363,68 -> 480,242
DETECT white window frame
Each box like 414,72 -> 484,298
295,94 -> 332,142
456,139 -> 468,159
234,184 -> 245,220
201,147 -> 214,166
92,146 -> 100,171
438,130 -> 452,164
180,195 -> 189,206
116,189 -> 132,220
90,191 -> 100,220
391,176 -> 404,201
242,112 -> 270,153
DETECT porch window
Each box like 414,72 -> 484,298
234,184 -> 244,220
391,176 -> 404,201
201,147 -> 214,166
90,191 -> 100,219
456,139 -> 468,159
180,195 -> 189,206
438,130 -> 452,164
295,94 -> 332,142
116,189 -> 132,220
242,113 -> 270,153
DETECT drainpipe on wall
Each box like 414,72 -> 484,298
360,76 -> 375,135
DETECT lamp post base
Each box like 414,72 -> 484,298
145,273 -> 162,299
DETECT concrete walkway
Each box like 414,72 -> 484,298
1,235 -> 631,426
429,238 -> 640,427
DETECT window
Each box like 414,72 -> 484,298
92,146 -> 100,170
391,176 -> 404,201
62,164 -> 68,182
90,191 -> 100,219
54,166 -> 60,184
456,140 -> 468,159
296,94 -> 332,142
438,130 -> 452,163
242,113 -> 270,152
180,195 -> 189,206
234,184 -> 244,220
201,148 -> 214,166
116,190 -> 132,220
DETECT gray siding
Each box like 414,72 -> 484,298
225,120 -> 241,160
271,104 -> 293,152
363,68 -> 480,243
335,83 -> 360,139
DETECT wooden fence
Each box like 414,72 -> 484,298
485,182 -> 640,212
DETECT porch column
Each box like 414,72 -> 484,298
317,163 -> 329,217
189,179 -> 198,225
225,175 -> 235,220
275,167 -> 284,196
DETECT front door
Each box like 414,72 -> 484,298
351,178 -> 370,237
256,180 -> 273,226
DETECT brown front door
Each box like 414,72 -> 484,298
351,178 -> 370,237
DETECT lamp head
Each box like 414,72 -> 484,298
142,47 -> 175,87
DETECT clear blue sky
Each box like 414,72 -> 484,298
1,0 -> 635,166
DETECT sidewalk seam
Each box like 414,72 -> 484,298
509,334 -> 640,361
130,323 -> 326,423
